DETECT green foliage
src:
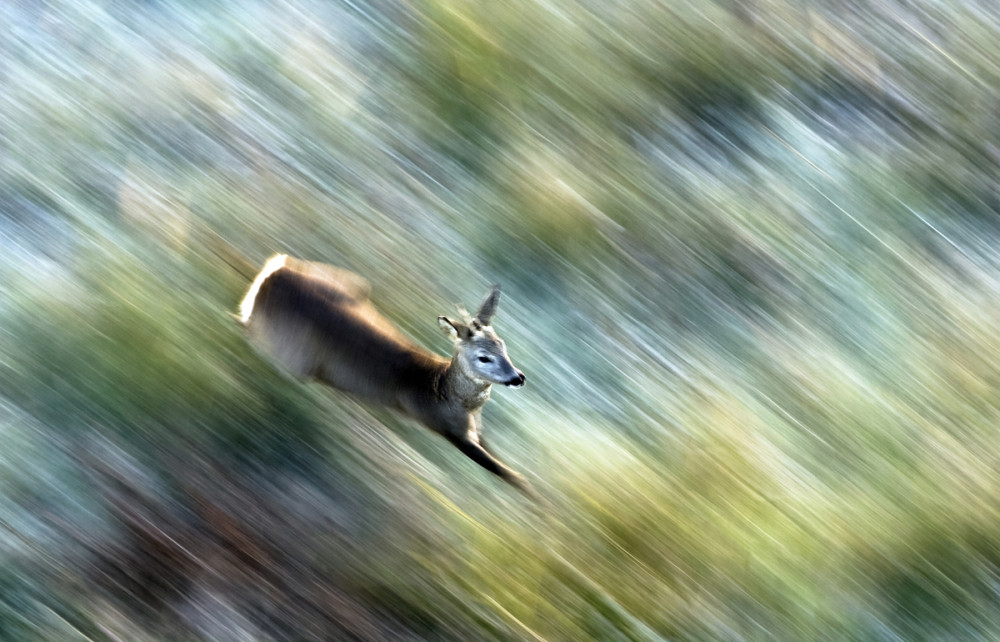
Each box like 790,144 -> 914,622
0,246 -> 334,475
0,566 -> 43,641
4,0 -> 1000,638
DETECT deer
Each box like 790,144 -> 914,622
238,255 -> 533,496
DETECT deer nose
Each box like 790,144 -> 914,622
506,371 -> 526,388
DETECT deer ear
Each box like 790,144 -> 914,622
438,316 -> 471,340
475,285 -> 501,325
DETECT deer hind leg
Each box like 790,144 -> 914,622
444,433 -> 535,498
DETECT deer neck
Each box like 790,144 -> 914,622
441,354 -> 492,411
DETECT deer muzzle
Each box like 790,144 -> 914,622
505,371 -> 526,388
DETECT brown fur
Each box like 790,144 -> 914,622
240,255 -> 533,496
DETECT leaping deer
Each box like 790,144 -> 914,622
238,255 -> 533,496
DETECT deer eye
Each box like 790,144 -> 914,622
477,356 -> 494,363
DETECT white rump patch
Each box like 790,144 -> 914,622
239,254 -> 288,323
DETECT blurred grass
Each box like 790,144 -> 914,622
4,0 -> 1000,639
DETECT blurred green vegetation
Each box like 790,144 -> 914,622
3,0 -> 1000,639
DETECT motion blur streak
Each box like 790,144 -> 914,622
2,0 -> 1000,639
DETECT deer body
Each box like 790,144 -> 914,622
239,255 -> 531,494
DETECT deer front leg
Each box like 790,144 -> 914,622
470,411 -> 496,456
443,432 -> 535,499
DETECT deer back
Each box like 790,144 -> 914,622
240,256 -> 446,407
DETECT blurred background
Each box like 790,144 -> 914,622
3,0 -> 1000,639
